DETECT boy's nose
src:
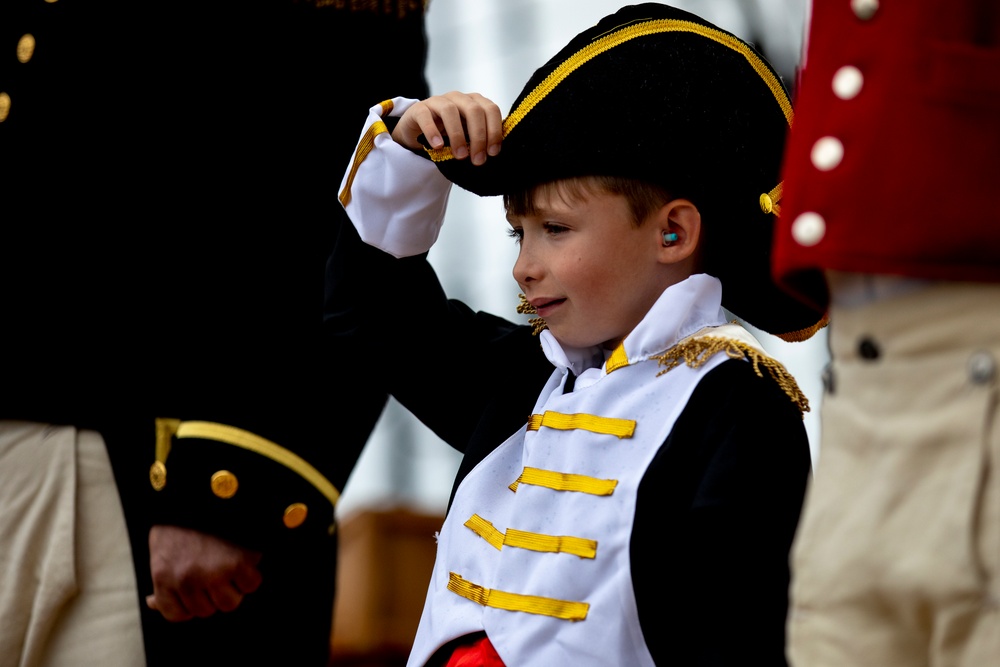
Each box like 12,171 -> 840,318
512,247 -> 540,286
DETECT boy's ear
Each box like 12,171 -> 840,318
652,199 -> 701,264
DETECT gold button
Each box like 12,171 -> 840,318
17,34 -> 36,64
283,503 -> 308,529
759,193 -> 774,214
149,461 -> 167,491
210,470 -> 239,499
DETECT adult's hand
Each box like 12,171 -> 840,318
146,524 -> 263,622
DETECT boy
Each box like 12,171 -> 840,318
328,3 -> 826,665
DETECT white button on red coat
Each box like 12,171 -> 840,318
811,136 -> 845,171
792,212 -> 827,247
851,0 -> 879,21
832,65 -> 864,100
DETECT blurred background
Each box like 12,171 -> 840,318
335,0 -> 825,522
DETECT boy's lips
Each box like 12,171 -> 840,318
530,297 -> 565,317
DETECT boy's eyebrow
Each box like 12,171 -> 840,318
508,202 -> 573,220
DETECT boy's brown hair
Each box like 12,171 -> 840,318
503,176 -> 672,228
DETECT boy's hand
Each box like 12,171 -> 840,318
392,91 -> 503,166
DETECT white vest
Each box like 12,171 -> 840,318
408,275 -> 768,666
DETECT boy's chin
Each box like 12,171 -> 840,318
550,330 -> 615,351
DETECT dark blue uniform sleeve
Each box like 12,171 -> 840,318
333,201 -> 552,436
633,358 -> 812,666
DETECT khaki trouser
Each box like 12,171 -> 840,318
788,281 -> 1000,667
0,422 -> 144,667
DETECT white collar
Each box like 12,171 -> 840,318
539,273 -> 729,378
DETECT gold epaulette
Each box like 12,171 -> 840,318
652,335 -> 810,415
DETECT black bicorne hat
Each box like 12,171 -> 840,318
423,2 -> 826,341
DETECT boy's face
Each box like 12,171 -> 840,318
508,182 -> 675,350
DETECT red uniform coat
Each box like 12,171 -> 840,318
772,0 -> 1000,312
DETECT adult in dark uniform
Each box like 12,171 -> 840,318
771,1 -> 1000,665
0,1 -> 430,665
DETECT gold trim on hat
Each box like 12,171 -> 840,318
427,18 -> 793,168
512,18 -> 792,133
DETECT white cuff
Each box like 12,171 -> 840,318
338,97 -> 452,258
